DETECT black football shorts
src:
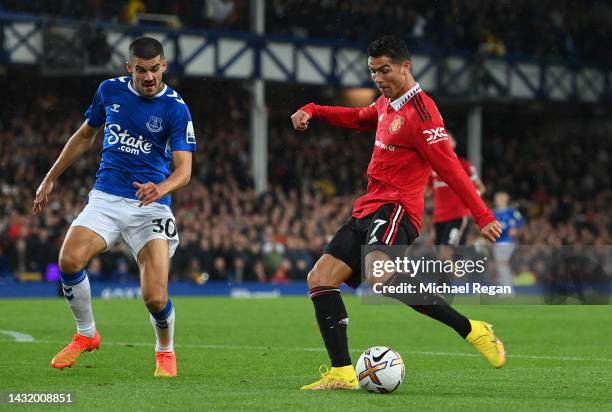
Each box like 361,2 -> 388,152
323,203 -> 418,288
434,216 -> 471,246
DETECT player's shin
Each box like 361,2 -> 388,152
60,269 -> 96,338
382,273 -> 471,338
149,299 -> 175,352
310,287 -> 352,367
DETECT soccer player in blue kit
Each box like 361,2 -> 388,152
32,37 -> 196,377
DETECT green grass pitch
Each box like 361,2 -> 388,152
1,297 -> 611,411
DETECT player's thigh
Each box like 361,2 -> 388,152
59,226 -> 108,271
138,239 -> 170,305
364,204 -> 418,283
313,219 -> 365,288
122,202 -> 179,261
59,192 -> 123,271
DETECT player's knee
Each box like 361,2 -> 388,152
307,267 -> 335,289
58,250 -> 87,273
143,294 -> 167,313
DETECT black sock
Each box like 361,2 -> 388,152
382,273 -> 472,338
310,286 -> 352,367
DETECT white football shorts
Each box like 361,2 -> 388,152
493,243 -> 516,263
70,189 -> 179,259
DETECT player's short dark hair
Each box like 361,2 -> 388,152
367,35 -> 411,63
129,37 -> 164,60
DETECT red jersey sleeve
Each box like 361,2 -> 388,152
411,100 -> 495,229
300,102 -> 378,132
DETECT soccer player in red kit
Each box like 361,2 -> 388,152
430,133 -> 486,246
291,36 -> 505,390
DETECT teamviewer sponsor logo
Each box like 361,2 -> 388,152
375,139 -> 396,151
423,127 -> 448,144
106,123 -> 153,155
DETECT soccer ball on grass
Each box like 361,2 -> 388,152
355,346 -> 405,393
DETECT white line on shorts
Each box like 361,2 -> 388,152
16,338 -> 612,363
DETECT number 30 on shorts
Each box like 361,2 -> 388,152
152,218 -> 177,238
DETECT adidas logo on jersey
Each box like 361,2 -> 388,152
107,123 -> 153,155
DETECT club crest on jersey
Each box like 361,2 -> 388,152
146,116 -> 163,133
389,115 -> 404,134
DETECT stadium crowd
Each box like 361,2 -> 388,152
0,80 -> 609,284
1,0 -> 610,60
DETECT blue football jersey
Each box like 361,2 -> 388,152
494,207 -> 524,243
84,76 -> 197,206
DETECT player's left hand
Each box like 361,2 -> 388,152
481,220 -> 502,243
33,179 -> 54,214
133,182 -> 166,207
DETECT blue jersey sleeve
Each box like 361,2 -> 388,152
512,208 -> 525,229
84,81 -> 107,127
169,103 -> 197,152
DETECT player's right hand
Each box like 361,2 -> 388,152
291,110 -> 311,131
33,179 -> 54,214
481,220 -> 502,243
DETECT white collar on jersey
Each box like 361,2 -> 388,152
127,80 -> 168,98
389,82 -> 422,111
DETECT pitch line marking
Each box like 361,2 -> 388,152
22,339 -> 612,363
0,329 -> 35,342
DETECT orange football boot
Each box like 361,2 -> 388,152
154,352 -> 178,377
51,331 -> 101,369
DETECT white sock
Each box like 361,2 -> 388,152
149,301 -> 175,352
61,270 -> 96,338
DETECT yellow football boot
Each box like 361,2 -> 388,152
300,365 -> 359,390
466,320 -> 506,368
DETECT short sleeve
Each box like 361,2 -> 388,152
84,82 -> 106,127
169,104 -> 197,152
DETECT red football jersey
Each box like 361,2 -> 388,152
300,83 -> 494,232
431,157 -> 479,223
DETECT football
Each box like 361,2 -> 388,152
355,346 -> 405,393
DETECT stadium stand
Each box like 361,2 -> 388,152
2,0 -> 610,59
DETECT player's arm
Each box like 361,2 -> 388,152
134,151 -> 192,207
291,102 -> 378,132
474,178 -> 486,196
412,116 -> 500,242
33,121 -> 103,214
463,160 -> 486,196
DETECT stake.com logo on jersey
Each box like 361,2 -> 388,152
106,123 -> 153,155
423,127 -> 448,144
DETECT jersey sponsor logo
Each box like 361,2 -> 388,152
146,115 -> 163,133
423,127 -> 448,144
186,121 -> 196,144
110,103 -> 121,113
389,115 -> 404,134
375,139 -> 396,151
106,123 -> 153,155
